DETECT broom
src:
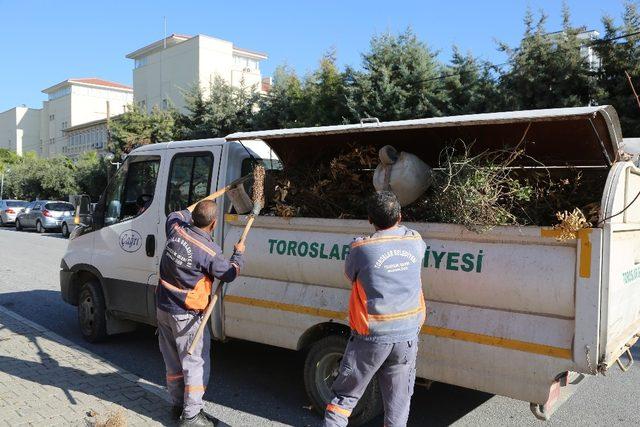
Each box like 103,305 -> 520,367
187,165 -> 265,355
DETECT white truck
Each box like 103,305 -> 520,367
60,106 -> 640,424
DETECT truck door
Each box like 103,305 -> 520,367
92,154 -> 163,322
145,146 -> 222,325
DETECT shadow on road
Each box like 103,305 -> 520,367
0,312 -> 175,425
0,289 -> 497,426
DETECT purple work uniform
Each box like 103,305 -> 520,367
324,225 -> 426,427
156,209 -> 244,419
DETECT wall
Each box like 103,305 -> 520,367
132,37 -> 199,112
0,107 -> 42,156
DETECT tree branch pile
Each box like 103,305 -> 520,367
263,142 -> 606,231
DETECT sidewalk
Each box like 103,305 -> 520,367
0,305 -> 175,426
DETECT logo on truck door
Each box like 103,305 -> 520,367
119,230 -> 142,252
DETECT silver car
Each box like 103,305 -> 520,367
0,200 -> 29,226
15,200 -> 75,233
60,203 -> 95,238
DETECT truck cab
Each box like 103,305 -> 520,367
60,138 -> 277,337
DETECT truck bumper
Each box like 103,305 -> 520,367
59,259 -> 75,305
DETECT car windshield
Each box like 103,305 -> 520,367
6,201 -> 28,208
45,202 -> 74,211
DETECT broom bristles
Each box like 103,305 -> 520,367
252,165 -> 265,208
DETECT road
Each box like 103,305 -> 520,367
0,226 -> 639,426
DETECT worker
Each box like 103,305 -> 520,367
324,191 -> 426,427
156,200 -> 244,426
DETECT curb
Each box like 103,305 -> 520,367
0,304 -> 172,405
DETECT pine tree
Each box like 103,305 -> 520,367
346,28 -> 448,121
595,1 -> 640,136
254,66 -> 306,129
499,6 -> 597,110
442,47 -> 502,115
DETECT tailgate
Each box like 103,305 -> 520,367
601,162 -> 640,368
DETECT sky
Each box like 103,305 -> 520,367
0,0 -> 629,112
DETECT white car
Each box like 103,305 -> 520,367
0,200 -> 29,226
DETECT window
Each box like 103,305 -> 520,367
49,114 -> 55,121
135,56 -> 149,69
162,99 -> 168,109
102,155 -> 161,226
165,153 -> 214,215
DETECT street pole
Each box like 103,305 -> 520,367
0,173 -> 4,200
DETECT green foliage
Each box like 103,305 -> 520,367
595,1 -> 640,135
302,50 -> 351,126
253,65 -> 306,129
4,155 -> 78,200
0,148 -> 21,174
442,47 -> 503,115
346,29 -> 447,121
108,104 -> 177,158
498,7 -> 598,110
177,77 -> 258,139
74,151 -> 108,201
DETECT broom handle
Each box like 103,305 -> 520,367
187,215 -> 256,355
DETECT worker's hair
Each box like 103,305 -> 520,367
367,191 -> 401,229
192,200 -> 218,228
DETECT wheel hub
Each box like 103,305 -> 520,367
315,352 -> 343,404
79,295 -> 95,335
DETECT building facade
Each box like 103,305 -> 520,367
0,106 -> 41,155
40,78 -> 132,158
126,34 -> 267,112
62,118 -> 110,159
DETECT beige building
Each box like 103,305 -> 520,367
40,78 -> 133,158
62,117 -> 110,159
126,34 -> 268,112
0,106 -> 41,155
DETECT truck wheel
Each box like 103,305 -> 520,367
303,335 -> 383,426
78,280 -> 108,343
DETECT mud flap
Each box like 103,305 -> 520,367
530,372 -> 585,421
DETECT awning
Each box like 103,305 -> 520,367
226,106 -> 623,168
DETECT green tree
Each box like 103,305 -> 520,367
346,28 -> 448,121
6,154 -> 78,200
303,50 -> 351,125
498,6 -> 597,110
177,77 -> 258,139
74,151 -> 108,201
595,1 -> 640,135
442,47 -> 502,115
254,65 -> 306,129
108,104 -> 176,158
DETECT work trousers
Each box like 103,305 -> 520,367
323,336 -> 418,427
157,308 -> 211,418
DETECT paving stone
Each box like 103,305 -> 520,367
0,307 -> 174,426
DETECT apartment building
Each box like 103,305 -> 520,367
0,106 -> 41,155
40,78 -> 132,157
126,34 -> 268,112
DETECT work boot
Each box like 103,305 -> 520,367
179,410 -> 214,426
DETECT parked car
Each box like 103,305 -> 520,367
0,200 -> 29,226
60,203 -> 96,238
15,200 -> 75,233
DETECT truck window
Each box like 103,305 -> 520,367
103,156 -> 161,226
165,152 -> 214,215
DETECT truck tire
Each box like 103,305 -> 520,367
78,280 -> 108,343
303,335 -> 383,426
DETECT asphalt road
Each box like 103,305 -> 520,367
0,226 -> 639,426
